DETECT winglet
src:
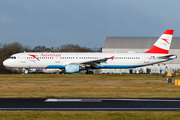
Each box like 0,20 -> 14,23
145,30 -> 174,54
110,56 -> 114,60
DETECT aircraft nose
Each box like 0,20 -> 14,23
3,60 -> 9,67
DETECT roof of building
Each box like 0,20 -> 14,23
103,37 -> 180,49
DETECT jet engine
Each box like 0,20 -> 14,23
65,64 -> 80,73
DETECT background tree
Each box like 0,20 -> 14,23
33,46 -> 51,52
59,44 -> 93,52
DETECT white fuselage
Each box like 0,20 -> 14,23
3,52 -> 173,69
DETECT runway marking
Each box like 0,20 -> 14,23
45,99 -> 82,102
45,99 -> 102,102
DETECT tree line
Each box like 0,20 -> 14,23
0,42 -> 101,74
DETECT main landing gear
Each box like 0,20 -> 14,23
85,70 -> 93,74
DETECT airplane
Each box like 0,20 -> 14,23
3,30 -> 177,74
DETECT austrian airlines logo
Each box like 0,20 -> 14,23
28,54 -> 40,61
161,38 -> 169,44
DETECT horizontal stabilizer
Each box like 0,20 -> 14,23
158,54 -> 177,59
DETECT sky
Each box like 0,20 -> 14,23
0,0 -> 180,49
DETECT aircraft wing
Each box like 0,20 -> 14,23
71,56 -> 114,68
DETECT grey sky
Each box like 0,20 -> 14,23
0,0 -> 179,48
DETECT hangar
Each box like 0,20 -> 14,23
101,37 -> 180,74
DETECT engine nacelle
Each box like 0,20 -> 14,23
65,64 -> 80,73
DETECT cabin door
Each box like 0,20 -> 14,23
21,54 -> 26,63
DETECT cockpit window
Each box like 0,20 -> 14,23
8,56 -> 16,59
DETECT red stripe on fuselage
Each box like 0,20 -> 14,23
144,45 -> 169,54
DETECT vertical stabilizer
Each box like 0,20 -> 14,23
145,30 -> 174,54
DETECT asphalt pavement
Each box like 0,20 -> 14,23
0,98 -> 180,111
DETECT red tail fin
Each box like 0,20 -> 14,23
145,30 -> 174,54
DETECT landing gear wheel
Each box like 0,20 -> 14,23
85,71 -> 93,74
89,71 -> 93,74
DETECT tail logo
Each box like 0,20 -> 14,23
161,38 -> 169,44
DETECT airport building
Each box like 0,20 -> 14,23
100,37 -> 180,74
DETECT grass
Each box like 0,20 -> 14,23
0,79 -> 179,98
0,74 -> 179,98
0,111 -> 180,120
